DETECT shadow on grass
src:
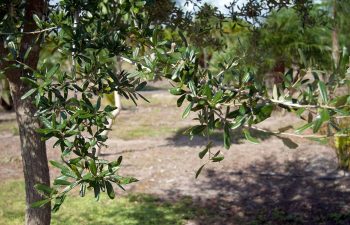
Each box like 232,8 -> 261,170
53,194 -> 202,225
2,156 -> 350,225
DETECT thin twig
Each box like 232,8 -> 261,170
0,27 -> 57,36
221,86 -> 338,110
120,56 -> 152,72
247,125 -> 348,138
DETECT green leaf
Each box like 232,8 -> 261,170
79,183 -> 86,197
21,88 -> 36,100
33,14 -> 42,28
119,177 -> 138,184
136,81 -> 147,91
7,41 -> 17,58
31,198 -> 51,208
105,181 -> 115,199
53,179 -> 71,186
46,64 -> 60,78
313,118 -> 323,133
223,123 -> 231,149
191,125 -> 206,135
95,96 -> 101,111
182,101 -> 193,119
177,94 -> 186,107
82,173 -> 93,181
23,46 -> 32,60
242,72 -> 251,83
89,160 -> 97,176
318,81 -> 328,104
49,160 -> 68,171
320,109 -> 330,121
212,90 -> 223,104
116,156 -> 123,166
20,77 -> 38,87
188,81 -> 196,96
212,156 -> 224,162
295,122 -> 313,134
34,184 -> 56,196
199,142 -> 212,159
40,116 -> 52,129
243,129 -> 260,144
64,140 -> 73,148
169,87 -> 185,95
195,164 -> 205,179
230,116 -> 246,130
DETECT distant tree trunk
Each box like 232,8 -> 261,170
332,0 -> 340,67
0,79 -> 13,111
1,0 -> 51,224
95,56 -> 123,156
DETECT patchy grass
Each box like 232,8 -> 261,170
113,124 -> 178,140
0,120 -> 18,135
108,93 -> 191,140
0,180 -> 201,225
120,94 -> 177,108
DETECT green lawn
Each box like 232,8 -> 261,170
0,180 -> 201,225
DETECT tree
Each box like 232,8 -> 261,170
0,1 -> 349,225
0,1 -> 51,224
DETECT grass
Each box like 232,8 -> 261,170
0,120 -> 18,135
0,180 -> 201,225
113,124 -> 178,140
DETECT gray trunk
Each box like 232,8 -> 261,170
332,0 -> 340,67
2,0 -> 51,224
9,79 -> 51,225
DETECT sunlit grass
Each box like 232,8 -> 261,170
113,124 -> 179,140
0,120 -> 18,135
0,180 -> 200,225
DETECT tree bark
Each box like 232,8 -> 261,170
332,0 -> 340,67
2,0 -> 51,224
8,76 -> 51,225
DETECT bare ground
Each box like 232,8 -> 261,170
1,90 -> 350,225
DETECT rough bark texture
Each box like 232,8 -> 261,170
9,77 -> 51,225
2,0 -> 51,224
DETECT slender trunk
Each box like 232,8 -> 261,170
95,56 -> 123,156
0,79 -> 13,111
2,0 -> 51,224
332,0 -> 340,67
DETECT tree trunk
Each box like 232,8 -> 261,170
8,78 -> 51,225
2,0 -> 51,224
332,0 -> 340,67
96,56 -> 123,156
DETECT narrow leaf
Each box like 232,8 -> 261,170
182,102 -> 193,119
21,88 -> 36,100
243,129 -> 260,144
31,198 -> 51,208
318,81 -> 328,104
195,164 -> 205,179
